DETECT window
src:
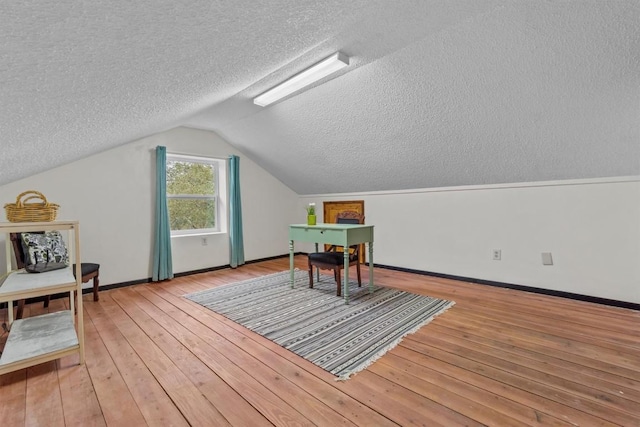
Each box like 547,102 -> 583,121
166,154 -> 227,236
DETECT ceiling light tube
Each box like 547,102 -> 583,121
254,52 -> 349,107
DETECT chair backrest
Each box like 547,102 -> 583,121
336,211 -> 364,225
9,233 -> 26,269
335,211 -> 365,254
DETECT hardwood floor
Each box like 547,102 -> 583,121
1,255 -> 639,426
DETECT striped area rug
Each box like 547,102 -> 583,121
184,269 -> 455,380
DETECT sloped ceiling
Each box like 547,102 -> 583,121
1,1 -> 639,194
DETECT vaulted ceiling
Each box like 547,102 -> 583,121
1,1 -> 638,193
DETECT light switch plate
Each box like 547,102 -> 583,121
542,252 -> 553,265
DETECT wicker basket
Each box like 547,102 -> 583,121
4,190 -> 59,222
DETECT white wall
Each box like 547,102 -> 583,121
3,132 -> 638,305
300,177 -> 640,304
0,127 -> 299,287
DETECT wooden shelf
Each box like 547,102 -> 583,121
0,221 -> 84,375
0,220 -> 79,233
0,311 -> 79,374
0,267 -> 76,300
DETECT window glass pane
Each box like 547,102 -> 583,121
166,161 -> 215,195
168,199 -> 215,230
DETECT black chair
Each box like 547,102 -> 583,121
10,233 -> 100,319
307,211 -> 364,296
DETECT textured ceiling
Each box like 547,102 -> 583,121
1,1 -> 639,193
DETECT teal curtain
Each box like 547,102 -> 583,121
229,155 -> 245,268
152,146 -> 174,281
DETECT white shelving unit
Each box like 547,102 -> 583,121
0,221 -> 84,375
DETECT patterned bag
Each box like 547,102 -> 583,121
20,231 -> 69,273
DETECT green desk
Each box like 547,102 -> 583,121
289,223 -> 374,304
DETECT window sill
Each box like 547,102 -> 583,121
171,231 -> 227,238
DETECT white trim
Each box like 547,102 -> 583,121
167,153 -> 227,164
167,194 -> 215,200
170,230 -> 226,238
299,176 -> 640,198
171,227 -> 219,236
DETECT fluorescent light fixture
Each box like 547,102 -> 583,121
254,52 -> 349,107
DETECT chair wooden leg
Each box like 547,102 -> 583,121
336,268 -> 342,297
43,295 -> 50,308
356,262 -> 362,287
16,299 -> 25,320
308,262 -> 314,288
93,276 -> 100,301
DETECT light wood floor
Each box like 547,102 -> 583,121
1,255 -> 639,426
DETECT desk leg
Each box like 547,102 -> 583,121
344,249 -> 350,304
289,240 -> 295,288
314,243 -> 320,282
368,241 -> 374,293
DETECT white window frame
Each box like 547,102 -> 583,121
166,153 -> 227,237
